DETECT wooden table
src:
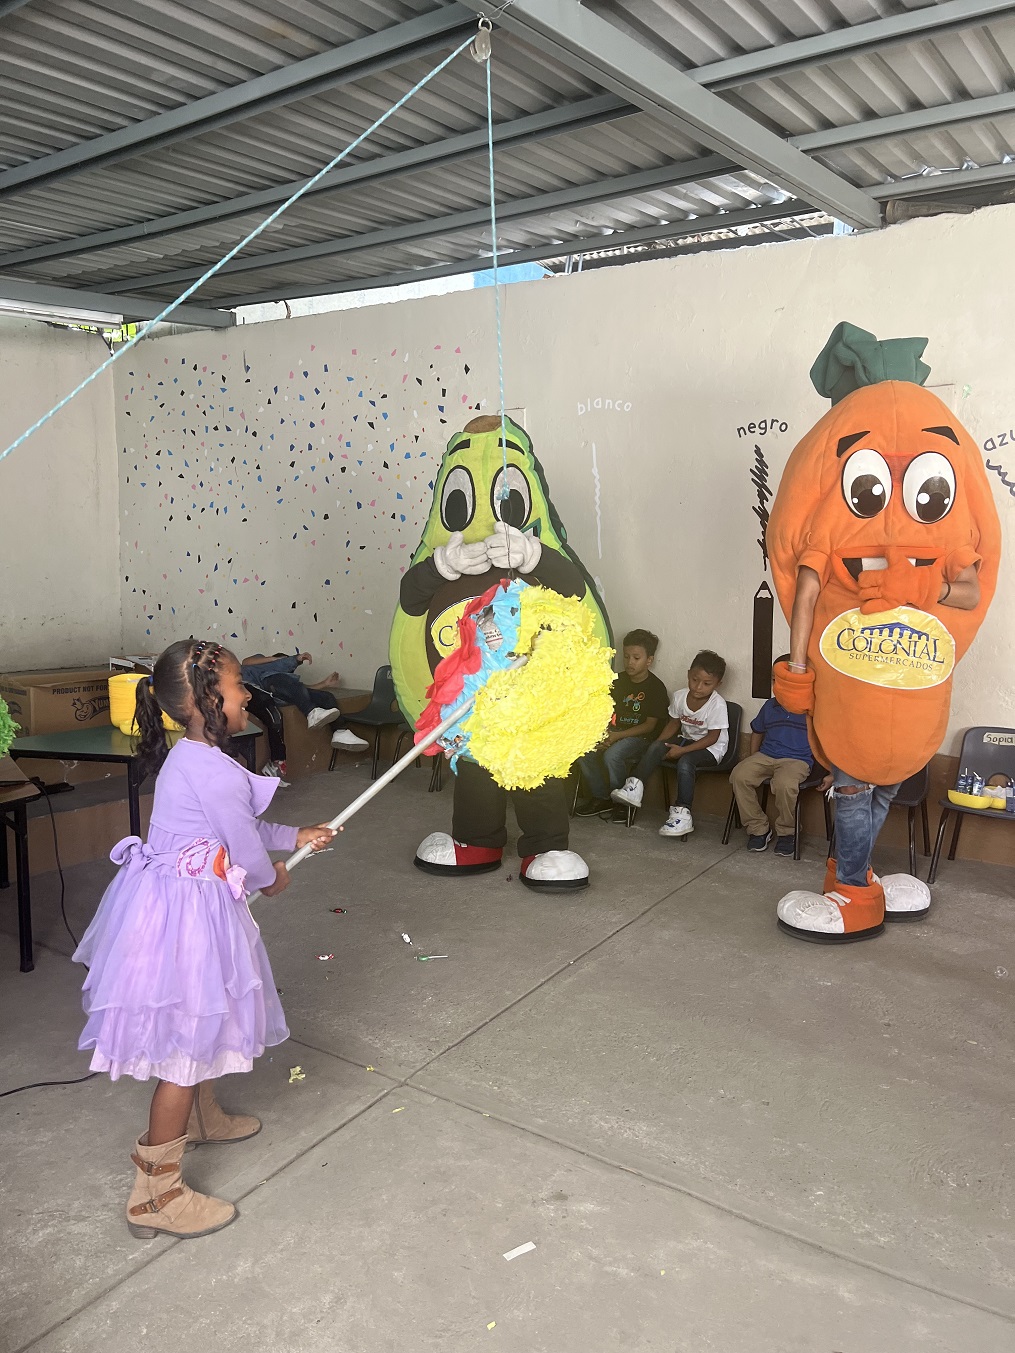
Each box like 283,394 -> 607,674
10,723 -> 262,839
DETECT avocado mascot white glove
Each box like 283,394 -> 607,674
486,523 -> 542,574
433,531 -> 491,581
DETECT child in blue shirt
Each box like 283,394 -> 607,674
730,655 -> 828,856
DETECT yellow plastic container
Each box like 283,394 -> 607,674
947,788 -> 1007,811
108,673 -> 182,735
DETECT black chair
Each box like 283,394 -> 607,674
723,764 -> 831,861
329,665 -> 412,780
393,725 -> 444,792
928,727 -> 1015,883
892,766 -> 932,878
623,703 -> 743,832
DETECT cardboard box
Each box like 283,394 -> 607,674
0,667 -> 122,786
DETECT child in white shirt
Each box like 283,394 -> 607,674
612,649 -> 729,837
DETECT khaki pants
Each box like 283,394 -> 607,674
730,753 -> 811,838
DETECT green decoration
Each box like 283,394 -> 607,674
810,321 -> 931,405
0,695 -> 19,761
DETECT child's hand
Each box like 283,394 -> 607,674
819,773 -> 834,792
262,861 -> 290,896
297,651 -> 313,665
297,824 -> 337,851
663,744 -> 683,761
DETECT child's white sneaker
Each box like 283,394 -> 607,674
307,706 -> 341,729
659,806 -> 693,837
611,777 -> 644,808
331,727 -> 369,749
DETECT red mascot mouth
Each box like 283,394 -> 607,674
841,555 -> 936,581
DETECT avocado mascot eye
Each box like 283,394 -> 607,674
841,448 -> 892,518
491,465 -> 532,529
440,466 -> 476,531
902,452 -> 955,523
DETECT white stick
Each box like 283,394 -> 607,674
249,655 -> 527,903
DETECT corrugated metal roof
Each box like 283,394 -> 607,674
0,0 -> 1013,319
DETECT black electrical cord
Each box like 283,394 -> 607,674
0,1072 -> 98,1099
30,778 -> 78,949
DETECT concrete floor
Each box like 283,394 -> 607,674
1,757 -> 1013,1353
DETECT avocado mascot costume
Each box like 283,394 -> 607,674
390,414 -> 612,891
768,323 -> 1001,942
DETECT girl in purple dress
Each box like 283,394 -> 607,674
74,639 -> 334,1240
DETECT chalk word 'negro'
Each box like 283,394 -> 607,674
737,417 -> 787,438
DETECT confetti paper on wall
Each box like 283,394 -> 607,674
116,340 -> 481,660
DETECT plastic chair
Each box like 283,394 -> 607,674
393,725 -> 444,792
623,703 -> 743,832
928,727 -> 1015,883
328,665 -> 412,781
723,764 -> 832,861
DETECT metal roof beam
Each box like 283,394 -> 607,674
0,278 -> 234,327
0,1 -> 34,17
869,161 -> 1015,199
459,0 -> 880,229
222,201 -> 810,308
0,6 -> 475,197
0,95 -> 631,270
696,0 -> 1015,91
793,90 -> 1015,151
102,154 -> 738,294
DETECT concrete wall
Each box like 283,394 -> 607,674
1,318 -> 120,669
114,206 -> 1015,754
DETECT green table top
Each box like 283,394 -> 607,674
11,721 -> 261,763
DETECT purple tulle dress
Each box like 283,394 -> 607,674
74,738 -> 297,1084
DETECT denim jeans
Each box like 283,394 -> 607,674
831,766 -> 901,887
633,738 -> 719,809
578,736 -> 649,800
262,672 -> 339,719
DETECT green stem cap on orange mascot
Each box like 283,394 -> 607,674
809,321 -> 931,405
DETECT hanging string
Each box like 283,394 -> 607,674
0,31 -> 477,468
483,30 -> 513,547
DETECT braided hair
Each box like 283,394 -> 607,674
134,638 -> 233,779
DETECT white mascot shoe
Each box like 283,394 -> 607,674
414,832 -> 503,876
520,849 -> 590,892
881,872 -> 932,921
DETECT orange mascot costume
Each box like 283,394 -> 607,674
768,323 -> 1001,942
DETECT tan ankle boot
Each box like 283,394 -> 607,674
126,1134 -> 237,1239
187,1080 -> 261,1146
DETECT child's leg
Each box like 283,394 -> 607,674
769,758 -> 811,837
631,739 -> 668,784
604,736 -> 648,791
673,748 -> 719,808
730,753 -> 775,836
148,1080 -> 196,1146
244,687 -> 287,762
577,749 -> 609,801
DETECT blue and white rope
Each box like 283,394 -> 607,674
0,32 -> 476,467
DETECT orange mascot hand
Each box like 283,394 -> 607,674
773,661 -> 815,715
858,549 -> 943,615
